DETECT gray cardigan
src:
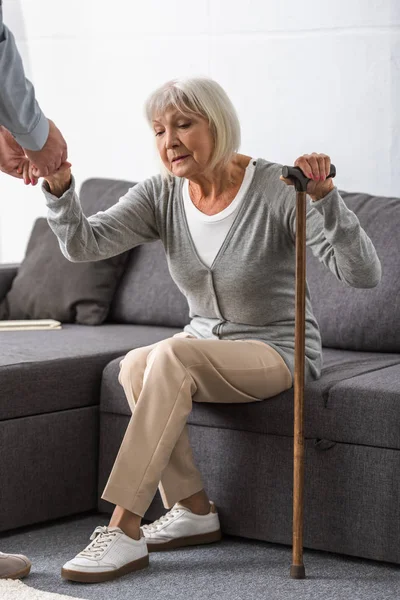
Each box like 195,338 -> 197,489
42,158 -> 381,383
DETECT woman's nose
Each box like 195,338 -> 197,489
165,130 -> 179,149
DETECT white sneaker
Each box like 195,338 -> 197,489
0,552 -> 31,579
141,500 -> 222,552
61,525 -> 149,583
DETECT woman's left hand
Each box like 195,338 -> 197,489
280,152 -> 335,201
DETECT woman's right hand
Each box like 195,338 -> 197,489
20,158 -> 72,196
42,161 -> 72,188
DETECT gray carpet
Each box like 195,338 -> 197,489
1,511 -> 399,600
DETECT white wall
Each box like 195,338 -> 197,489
1,0 -> 399,263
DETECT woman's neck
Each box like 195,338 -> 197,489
188,154 -> 252,205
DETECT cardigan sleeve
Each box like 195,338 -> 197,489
42,174 -> 159,262
286,185 -> 381,288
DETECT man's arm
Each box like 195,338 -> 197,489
0,1 -> 49,151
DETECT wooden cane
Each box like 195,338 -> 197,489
281,164 -> 336,579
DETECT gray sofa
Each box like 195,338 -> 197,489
1,177 -> 399,565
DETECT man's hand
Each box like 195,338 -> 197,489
24,118 -> 68,177
0,126 -> 27,179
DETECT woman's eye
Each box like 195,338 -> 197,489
155,123 -> 190,136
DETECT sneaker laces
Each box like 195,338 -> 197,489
79,526 -> 118,558
141,508 -> 181,533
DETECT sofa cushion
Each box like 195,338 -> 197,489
78,178 -> 190,327
100,347 -> 400,450
79,177 -> 135,215
0,324 -> 182,420
306,189 -> 400,352
108,240 -> 190,327
318,363 -> 400,448
0,264 -> 18,302
0,218 -> 129,324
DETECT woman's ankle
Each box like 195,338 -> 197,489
188,505 -> 211,515
109,505 -> 142,540
110,521 -> 142,541
179,490 -> 211,514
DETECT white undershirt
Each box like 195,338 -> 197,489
182,159 -> 257,268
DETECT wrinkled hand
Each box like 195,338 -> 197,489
280,152 -> 335,201
0,126 -> 28,179
43,161 -> 72,190
24,118 -> 68,177
19,157 -> 72,188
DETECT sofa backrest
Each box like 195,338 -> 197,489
108,240 -> 190,327
79,177 -> 136,214
80,178 -> 399,350
306,189 -> 399,352
79,178 -> 190,328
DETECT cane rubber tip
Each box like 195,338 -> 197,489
290,564 -> 306,579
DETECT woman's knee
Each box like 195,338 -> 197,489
118,346 -> 152,385
119,338 -> 194,386
148,337 -> 194,364
120,346 -> 148,369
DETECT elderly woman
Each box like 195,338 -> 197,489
22,77 -> 380,584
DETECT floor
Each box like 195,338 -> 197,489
1,512 -> 399,600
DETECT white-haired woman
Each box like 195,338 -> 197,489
22,77 -> 380,584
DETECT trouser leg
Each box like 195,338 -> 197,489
101,336 -> 292,517
110,333 -> 204,511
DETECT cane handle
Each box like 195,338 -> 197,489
282,164 -> 336,192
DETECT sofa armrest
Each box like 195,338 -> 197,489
0,263 -> 19,303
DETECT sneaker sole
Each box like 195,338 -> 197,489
146,528 -> 222,552
2,564 -> 31,580
61,553 -> 149,583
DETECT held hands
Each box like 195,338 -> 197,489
0,123 -> 70,188
41,160 -> 72,197
17,155 -> 71,188
280,153 -> 335,201
25,119 -> 68,178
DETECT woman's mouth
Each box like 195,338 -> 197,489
172,155 -> 189,164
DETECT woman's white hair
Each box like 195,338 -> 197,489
144,76 -> 241,180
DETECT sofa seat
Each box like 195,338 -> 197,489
98,347 -> 400,564
0,323 -> 182,420
99,347 -> 400,449
0,323 -> 182,533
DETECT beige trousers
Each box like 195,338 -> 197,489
101,332 -> 293,517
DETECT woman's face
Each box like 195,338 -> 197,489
153,107 -> 214,178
